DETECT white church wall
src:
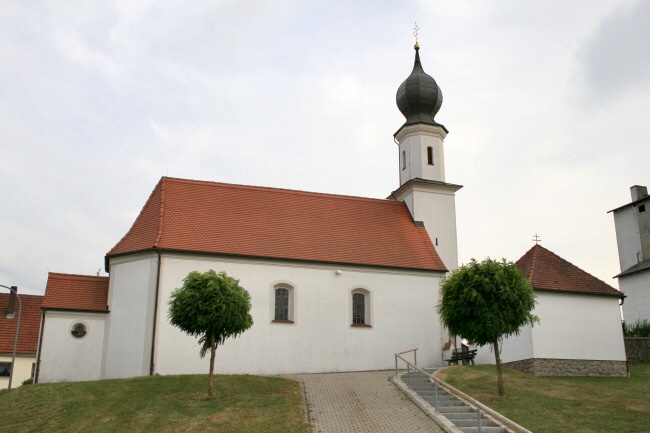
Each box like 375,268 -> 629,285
153,253 -> 445,376
613,206 -> 642,271
531,291 -> 626,361
474,324 -> 534,365
102,253 -> 158,379
38,311 -> 106,383
620,271 -> 650,323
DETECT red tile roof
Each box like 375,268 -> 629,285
107,177 -> 447,272
0,292 -> 43,355
516,245 -> 622,298
43,273 -> 109,312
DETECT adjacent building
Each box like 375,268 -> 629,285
610,185 -> 650,324
1,290 -> 43,388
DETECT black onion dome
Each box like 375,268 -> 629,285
396,45 -> 445,130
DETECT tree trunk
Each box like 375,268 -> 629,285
493,338 -> 504,396
208,334 -> 216,400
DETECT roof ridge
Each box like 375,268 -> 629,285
107,177 -> 165,256
163,176 -> 402,205
527,244 -> 540,282
154,177 -> 167,247
48,272 -> 109,280
0,293 -> 44,300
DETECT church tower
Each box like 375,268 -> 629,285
390,42 -> 461,271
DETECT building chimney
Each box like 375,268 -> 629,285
631,185 -> 648,202
6,286 -> 17,318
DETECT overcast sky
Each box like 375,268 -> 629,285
1,1 -> 648,296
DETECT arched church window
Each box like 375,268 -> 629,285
427,146 -> 434,165
402,151 -> 406,170
275,288 -> 289,321
352,293 -> 365,324
351,288 -> 371,327
272,284 -> 295,323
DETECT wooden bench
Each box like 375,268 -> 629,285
444,348 -> 477,366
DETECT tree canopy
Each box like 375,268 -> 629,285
168,270 -> 253,399
437,258 -> 538,395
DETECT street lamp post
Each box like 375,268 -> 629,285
1,284 -> 21,390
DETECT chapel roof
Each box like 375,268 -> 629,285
107,177 -> 447,272
516,244 -> 622,298
0,292 -> 43,355
43,272 -> 109,312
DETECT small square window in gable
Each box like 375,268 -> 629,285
639,204 -> 646,213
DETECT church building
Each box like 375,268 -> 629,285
35,44 -> 462,382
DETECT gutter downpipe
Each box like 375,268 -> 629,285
149,250 -> 162,376
34,308 -> 46,384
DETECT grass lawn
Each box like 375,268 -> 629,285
0,374 -> 310,433
437,363 -> 650,433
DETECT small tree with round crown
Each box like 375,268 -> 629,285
168,270 -> 253,400
437,258 -> 538,396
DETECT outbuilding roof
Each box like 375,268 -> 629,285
107,177 -> 447,272
516,244 -> 622,298
0,292 -> 43,355
43,272 -> 109,312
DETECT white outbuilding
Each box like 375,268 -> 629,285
474,244 -> 627,377
609,185 -> 650,325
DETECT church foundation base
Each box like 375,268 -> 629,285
503,358 -> 627,377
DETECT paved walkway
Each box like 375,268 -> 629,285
283,371 -> 443,433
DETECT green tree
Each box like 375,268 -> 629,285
168,270 -> 253,399
437,258 -> 538,396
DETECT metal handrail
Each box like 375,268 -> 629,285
395,347 -> 532,433
394,347 -> 425,379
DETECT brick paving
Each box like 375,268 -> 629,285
283,371 -> 443,433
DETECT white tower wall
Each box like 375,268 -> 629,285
392,123 -> 460,272
397,124 -> 447,184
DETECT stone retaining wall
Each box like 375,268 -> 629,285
503,358 -> 627,377
625,338 -> 650,362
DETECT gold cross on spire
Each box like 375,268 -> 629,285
413,22 -> 420,50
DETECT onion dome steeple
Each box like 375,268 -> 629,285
396,43 -> 447,132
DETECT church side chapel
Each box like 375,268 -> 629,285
36,43 -> 463,383
473,243 -> 627,377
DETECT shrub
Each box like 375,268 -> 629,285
624,319 -> 650,337
22,377 -> 33,386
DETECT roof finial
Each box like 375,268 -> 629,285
532,233 -> 542,244
413,22 -> 420,50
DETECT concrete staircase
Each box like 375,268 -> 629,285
402,371 -> 507,433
